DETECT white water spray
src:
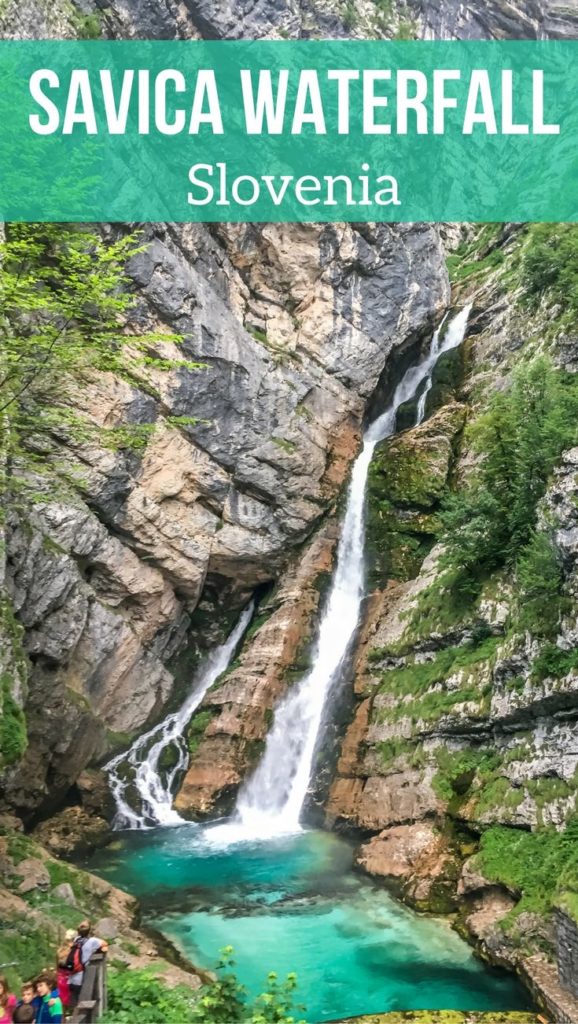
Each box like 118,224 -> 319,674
106,602 -> 254,829
218,306 -> 471,843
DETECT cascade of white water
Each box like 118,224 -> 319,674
415,313 -> 448,426
217,306 -> 471,843
106,602 -> 254,829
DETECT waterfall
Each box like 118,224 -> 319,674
220,306 -> 471,842
106,602 -> 254,829
415,312 -> 447,426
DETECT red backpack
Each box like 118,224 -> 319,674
64,937 -> 86,974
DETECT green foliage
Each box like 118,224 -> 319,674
0,599 -> 28,771
477,818 -> 578,924
341,0 -> 359,30
520,224 -> 578,321
187,710 -> 214,756
71,10 -> 103,38
0,673 -> 26,769
515,530 -> 564,636
271,437 -> 296,454
375,637 -> 498,729
247,325 -> 268,344
420,358 -> 578,627
191,949 -> 305,1024
0,224 -> 201,501
102,423 -> 158,452
432,748 -> 501,802
446,225 -> 504,284
249,972 -> 302,1024
0,912 -> 58,992
371,0 -> 393,34
394,16 -> 417,39
530,641 -> 578,683
102,967 -> 197,1024
378,636 -> 500,700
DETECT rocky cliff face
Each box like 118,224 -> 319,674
326,224 -> 578,976
0,0 -> 450,818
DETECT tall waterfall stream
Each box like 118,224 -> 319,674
222,304 -> 470,840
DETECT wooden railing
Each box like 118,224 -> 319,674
72,952 -> 107,1024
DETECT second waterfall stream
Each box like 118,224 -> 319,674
107,306 -> 470,835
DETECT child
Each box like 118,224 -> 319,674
34,977 -> 62,1024
0,976 -> 17,1024
16,985 -> 41,1021
56,930 -> 75,1009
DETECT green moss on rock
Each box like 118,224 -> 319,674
341,1013 -> 537,1023
0,598 -> 28,772
186,710 -> 215,756
366,404 -> 466,587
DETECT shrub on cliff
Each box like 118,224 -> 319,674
477,817 -> 578,927
437,357 -> 578,604
102,968 -> 196,1023
521,223 -> 578,319
102,949 -> 305,1024
0,224 -> 203,501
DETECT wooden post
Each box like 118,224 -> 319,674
72,952 -> 107,1023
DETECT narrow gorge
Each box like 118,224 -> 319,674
1,2 -> 578,1023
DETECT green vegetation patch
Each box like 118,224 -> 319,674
375,738 -> 426,773
0,911 -> 60,992
405,357 -> 578,640
102,948 -> 306,1024
366,405 -> 465,588
432,748 -> 502,802
377,637 -> 500,704
446,225 -> 505,284
0,598 -> 28,771
520,223 -> 578,327
0,673 -> 27,769
187,710 -> 215,756
476,818 -> 578,926
530,642 -> 578,683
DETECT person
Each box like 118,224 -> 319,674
12,1008 -> 35,1024
67,921 -> 108,1009
55,930 -> 76,1009
34,976 -> 62,1024
0,976 -> 17,1024
15,985 -> 41,1021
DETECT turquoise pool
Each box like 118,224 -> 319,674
87,824 -> 529,1022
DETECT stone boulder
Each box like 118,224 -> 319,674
14,857 -> 50,893
327,771 -> 442,832
32,807 -> 111,858
356,822 -> 460,909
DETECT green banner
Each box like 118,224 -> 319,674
0,40 -> 576,222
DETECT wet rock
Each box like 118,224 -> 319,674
371,403 -> 466,510
457,857 -> 494,897
175,520 -> 340,816
77,770 -> 117,819
356,822 -> 459,909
